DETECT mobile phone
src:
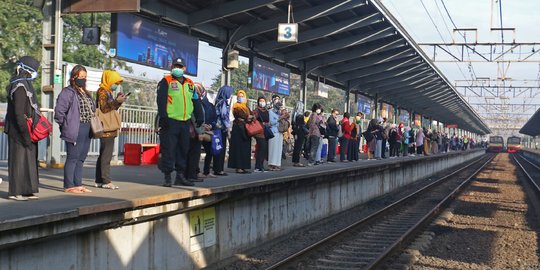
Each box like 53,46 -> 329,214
125,92 -> 131,96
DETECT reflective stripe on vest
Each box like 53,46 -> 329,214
165,75 -> 194,121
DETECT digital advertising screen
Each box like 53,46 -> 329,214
356,95 -> 371,115
111,13 -> 199,75
399,109 -> 409,124
251,57 -> 290,95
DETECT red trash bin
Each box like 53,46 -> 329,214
124,144 -> 142,165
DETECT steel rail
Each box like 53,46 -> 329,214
511,153 -> 540,195
263,154 -> 493,270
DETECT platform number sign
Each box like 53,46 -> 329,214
278,23 -> 298,43
82,27 -> 100,45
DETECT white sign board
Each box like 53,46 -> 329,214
277,23 -> 298,43
189,207 -> 217,252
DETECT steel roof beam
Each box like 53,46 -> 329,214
306,37 -> 405,71
285,27 -> 396,62
140,1 -> 227,42
334,56 -> 421,81
358,70 -> 434,90
257,12 -> 382,52
341,64 -> 426,87
378,80 -> 441,97
231,0 -> 368,43
188,0 -> 286,26
323,48 -> 414,76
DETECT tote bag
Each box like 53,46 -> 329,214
90,113 -> 104,138
211,130 -> 224,155
97,108 -> 121,132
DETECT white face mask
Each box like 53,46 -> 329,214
259,102 -> 266,108
316,109 -> 321,114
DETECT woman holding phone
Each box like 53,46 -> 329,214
95,70 -> 127,190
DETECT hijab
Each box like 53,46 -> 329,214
215,85 -> 234,129
232,90 -> 250,116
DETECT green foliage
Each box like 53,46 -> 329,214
0,0 -> 43,102
62,13 -> 132,72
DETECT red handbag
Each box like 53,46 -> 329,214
26,114 -> 52,142
245,119 -> 264,137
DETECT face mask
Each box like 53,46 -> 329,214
172,68 -> 184,78
316,109 -> 321,114
237,97 -> 245,103
110,84 -> 119,91
75,78 -> 86,88
19,64 -> 38,80
259,102 -> 266,108
274,102 -> 282,108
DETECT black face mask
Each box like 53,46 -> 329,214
75,78 -> 86,88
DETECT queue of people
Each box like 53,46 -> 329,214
5,56 -> 481,200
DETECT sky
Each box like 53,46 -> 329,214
380,0 -> 540,133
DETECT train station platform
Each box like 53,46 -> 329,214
0,149 -> 485,269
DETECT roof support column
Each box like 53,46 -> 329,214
345,82 -> 351,113
301,62 -> 308,111
373,93 -> 379,119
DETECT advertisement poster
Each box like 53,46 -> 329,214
414,114 -> 421,127
356,95 -> 371,115
112,13 -> 199,75
251,57 -> 290,95
399,109 -> 409,124
380,103 -> 388,119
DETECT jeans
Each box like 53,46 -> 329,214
375,139 -> 382,159
64,122 -> 91,189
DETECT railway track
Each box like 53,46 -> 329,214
264,154 -> 495,270
512,153 -> 540,195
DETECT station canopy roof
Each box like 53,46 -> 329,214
520,107 -> 540,136
140,0 -> 491,134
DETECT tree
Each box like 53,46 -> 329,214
62,13 -> 132,71
0,0 -> 43,102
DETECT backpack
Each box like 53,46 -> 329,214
278,118 -> 290,133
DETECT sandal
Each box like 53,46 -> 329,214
293,163 -> 305,167
78,187 -> 93,193
64,187 -> 84,194
100,183 -> 119,190
215,171 -> 228,176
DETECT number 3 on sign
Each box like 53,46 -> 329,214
278,23 -> 298,43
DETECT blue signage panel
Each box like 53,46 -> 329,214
357,95 -> 371,115
251,57 -> 290,96
112,13 -> 199,75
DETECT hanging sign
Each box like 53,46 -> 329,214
277,23 -> 298,43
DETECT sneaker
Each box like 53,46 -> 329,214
254,168 -> 264,173
25,194 -> 39,200
307,163 -> 314,167
8,195 -> 28,201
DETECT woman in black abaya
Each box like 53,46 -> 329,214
5,56 -> 41,201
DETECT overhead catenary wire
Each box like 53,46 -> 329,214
419,0 -> 468,81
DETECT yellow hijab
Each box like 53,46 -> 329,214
233,90 -> 249,113
99,70 -> 123,91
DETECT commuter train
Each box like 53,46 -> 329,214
487,136 -> 504,152
506,136 -> 522,153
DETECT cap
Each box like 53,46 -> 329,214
17,56 -> 40,72
172,57 -> 185,68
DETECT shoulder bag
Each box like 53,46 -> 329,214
97,92 -> 122,132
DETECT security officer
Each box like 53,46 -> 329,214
157,58 -> 201,187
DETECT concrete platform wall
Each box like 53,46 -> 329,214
0,151 -> 485,270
